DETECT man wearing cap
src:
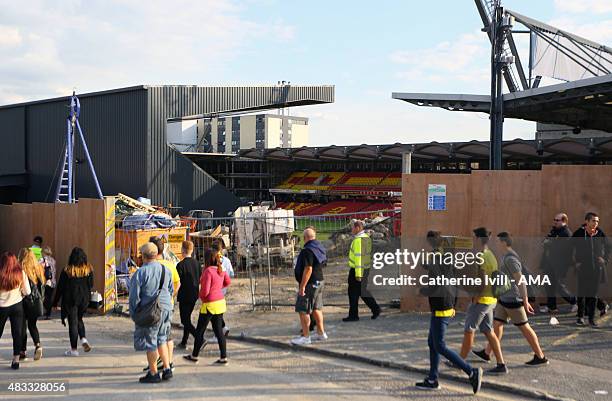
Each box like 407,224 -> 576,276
30,236 -> 43,261
129,243 -> 174,383
343,220 -> 381,322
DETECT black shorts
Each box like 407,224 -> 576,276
295,281 -> 324,314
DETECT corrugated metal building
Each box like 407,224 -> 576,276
0,85 -> 334,215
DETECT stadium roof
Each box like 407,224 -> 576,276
392,74 -> 612,132
217,137 -> 612,162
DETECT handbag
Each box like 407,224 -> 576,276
132,266 -> 165,327
23,281 -> 44,318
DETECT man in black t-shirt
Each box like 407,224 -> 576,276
291,227 -> 328,346
176,241 -> 202,349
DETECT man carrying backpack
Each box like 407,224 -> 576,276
473,232 -> 549,367
291,227 -> 328,346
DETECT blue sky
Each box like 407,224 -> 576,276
0,0 -> 610,145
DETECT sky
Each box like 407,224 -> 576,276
0,0 -> 610,146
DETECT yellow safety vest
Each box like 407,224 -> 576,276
30,246 -> 43,261
348,232 -> 372,279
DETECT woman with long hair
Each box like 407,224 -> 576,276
183,248 -> 231,364
0,252 -> 31,369
17,248 -> 46,361
53,247 -> 94,356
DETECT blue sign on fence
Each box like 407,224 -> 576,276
427,184 -> 447,211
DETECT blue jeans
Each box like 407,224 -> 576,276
428,314 -> 472,381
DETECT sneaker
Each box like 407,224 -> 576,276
82,340 -> 92,353
161,368 -> 173,381
139,372 -> 161,384
223,326 -> 230,337
10,361 -> 19,370
64,350 -> 79,357
415,379 -> 440,390
539,305 -> 549,314
214,358 -> 228,365
342,316 -> 359,322
570,304 -> 579,314
549,316 -> 560,326
175,343 -> 187,350
589,319 -> 598,327
290,336 -> 311,345
525,354 -> 549,367
18,352 -> 28,361
372,309 -> 381,320
183,354 -> 199,363
311,332 -> 328,342
34,347 -> 43,361
576,318 -> 586,326
472,349 -> 491,363
469,368 -> 483,394
600,304 -> 609,317
487,364 -> 509,375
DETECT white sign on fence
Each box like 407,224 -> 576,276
427,184 -> 446,211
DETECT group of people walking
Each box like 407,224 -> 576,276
0,237 -> 94,369
129,238 -> 233,383
2,212 -> 606,393
541,212 -> 609,326
416,210 -> 608,393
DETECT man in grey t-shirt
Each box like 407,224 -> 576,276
473,232 -> 549,367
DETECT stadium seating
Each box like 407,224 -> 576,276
277,200 -> 399,217
335,172 -> 386,187
272,170 -> 401,195
277,201 -> 322,215
379,172 -> 401,189
276,171 -> 308,189
308,201 -> 372,215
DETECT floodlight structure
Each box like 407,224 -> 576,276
474,0 -> 612,169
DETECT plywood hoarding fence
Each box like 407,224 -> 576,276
0,198 -> 116,312
401,165 -> 612,311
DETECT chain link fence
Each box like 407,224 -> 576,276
115,208 -> 402,311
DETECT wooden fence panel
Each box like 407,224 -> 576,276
32,203 -> 56,257
11,203 -> 33,255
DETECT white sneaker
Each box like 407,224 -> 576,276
64,350 -> 79,357
290,336 -> 311,345
549,316 -> 560,326
223,326 -> 230,337
539,306 -> 549,314
311,332 -> 328,342
570,304 -> 579,314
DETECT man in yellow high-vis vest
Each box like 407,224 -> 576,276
30,236 -> 43,261
343,220 -> 381,322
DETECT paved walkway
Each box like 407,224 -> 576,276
221,304 -> 612,401
0,316 -> 533,401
